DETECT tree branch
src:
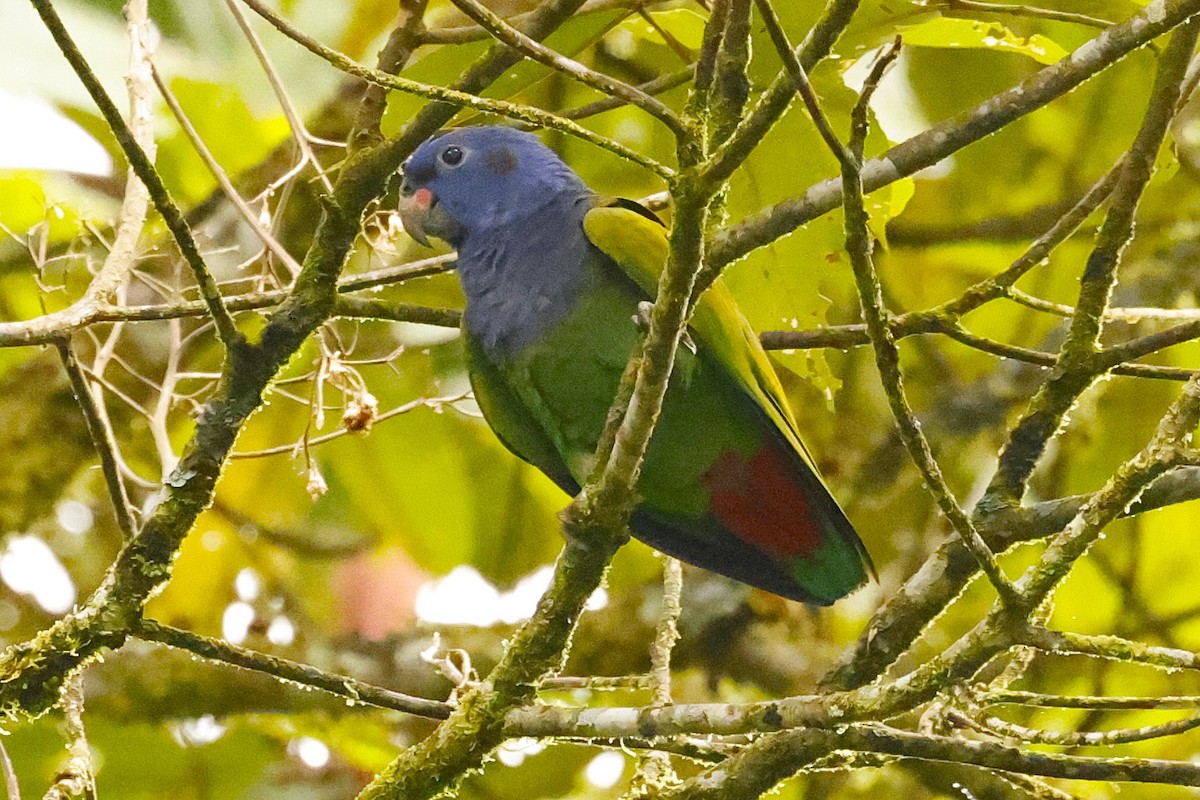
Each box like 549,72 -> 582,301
30,0 -> 244,351
56,341 -> 137,539
707,0 -> 1200,271
838,41 -> 1023,606
134,620 -> 453,720
986,16 -> 1199,506
447,0 -> 688,137
349,0 -> 429,150
239,0 -> 674,180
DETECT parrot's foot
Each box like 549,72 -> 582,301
558,491 -> 633,553
632,301 -> 653,331
632,301 -> 695,353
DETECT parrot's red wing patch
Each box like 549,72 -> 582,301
702,446 -> 823,558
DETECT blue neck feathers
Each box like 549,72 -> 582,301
456,190 -> 594,355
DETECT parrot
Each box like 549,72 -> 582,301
397,125 -> 872,604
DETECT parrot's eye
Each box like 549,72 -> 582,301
440,146 -> 464,167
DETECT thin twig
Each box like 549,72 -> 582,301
239,0 -> 675,180
985,690 -> 1200,710
566,735 -> 732,765
230,393 -> 468,458
56,341 -> 137,539
43,674 -> 95,800
29,0 -> 244,351
625,556 -> 685,796
0,738 -> 18,800
222,0 -> 335,193
540,674 -> 655,690
151,63 -> 305,275
957,703 -> 1200,746
333,296 -> 462,328
85,0 -> 154,305
448,0 -> 688,136
531,66 -> 694,126
751,0 -> 853,169
419,0 -> 642,44
944,0 -> 1113,29
147,315 -> 184,477
648,557 -> 682,708
134,620 -> 453,719
841,43 -> 1023,605
1009,287 -> 1200,321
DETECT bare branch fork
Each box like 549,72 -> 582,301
30,0 -> 243,351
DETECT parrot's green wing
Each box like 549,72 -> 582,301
584,202 -> 813,476
463,198 -> 870,604
584,200 -> 873,592
463,332 -> 581,496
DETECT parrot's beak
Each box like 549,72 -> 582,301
398,182 -> 464,247
397,186 -> 434,247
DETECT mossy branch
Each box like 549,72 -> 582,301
985,19 -> 1200,505
706,0 -> 1200,272
134,620 -> 453,719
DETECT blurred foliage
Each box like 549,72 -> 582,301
2,0 -> 1200,797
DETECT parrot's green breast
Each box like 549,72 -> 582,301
509,252 -> 760,519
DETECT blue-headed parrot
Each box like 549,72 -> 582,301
397,125 -> 871,604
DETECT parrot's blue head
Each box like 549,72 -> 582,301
398,126 -> 590,248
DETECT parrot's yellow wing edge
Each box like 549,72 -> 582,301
583,202 -> 815,469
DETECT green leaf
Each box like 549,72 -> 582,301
155,78 -> 290,206
619,8 -> 707,51
900,17 -> 1069,65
